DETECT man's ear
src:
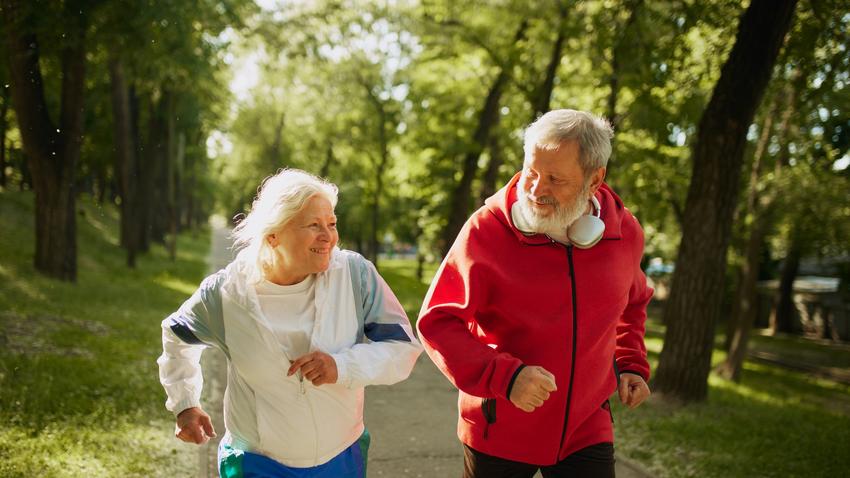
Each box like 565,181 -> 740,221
589,167 -> 606,195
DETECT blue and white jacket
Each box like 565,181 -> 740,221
157,248 -> 422,467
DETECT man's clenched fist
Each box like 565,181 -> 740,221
509,366 -> 557,413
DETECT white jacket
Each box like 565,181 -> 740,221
157,249 -> 422,467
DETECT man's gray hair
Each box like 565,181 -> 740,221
231,168 -> 338,283
523,109 -> 614,174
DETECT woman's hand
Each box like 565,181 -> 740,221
288,351 -> 338,386
175,407 -> 216,444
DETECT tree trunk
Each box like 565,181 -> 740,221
368,100 -> 389,268
478,132 -> 503,204
320,143 -> 334,178
1,0 -> 88,281
440,19 -> 529,257
108,56 -> 138,267
722,98 -> 778,352
604,0 -> 643,181
137,92 -> 169,251
167,101 -> 183,261
0,84 -> 8,188
719,78 -> 797,381
654,0 -> 798,403
771,231 -> 802,334
531,3 -> 569,120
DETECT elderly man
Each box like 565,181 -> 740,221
417,109 -> 652,477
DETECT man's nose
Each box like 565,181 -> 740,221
529,177 -> 548,198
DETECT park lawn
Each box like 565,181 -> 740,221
613,325 -> 850,477
0,190 -> 208,477
380,260 -> 850,478
375,258 -> 439,320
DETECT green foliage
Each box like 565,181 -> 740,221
0,190 -> 208,476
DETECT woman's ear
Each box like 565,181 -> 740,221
267,233 -> 278,248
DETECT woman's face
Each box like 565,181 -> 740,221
268,195 -> 338,284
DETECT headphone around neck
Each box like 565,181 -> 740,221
512,195 -> 605,249
568,196 -> 605,249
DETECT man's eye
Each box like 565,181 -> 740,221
329,223 -> 337,229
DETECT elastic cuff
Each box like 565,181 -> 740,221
172,397 -> 201,417
506,364 -> 526,400
331,353 -> 352,388
618,370 -> 647,381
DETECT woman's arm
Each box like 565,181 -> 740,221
156,270 -> 227,415
331,257 -> 422,389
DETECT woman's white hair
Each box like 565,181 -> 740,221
231,169 -> 338,283
523,109 -> 614,175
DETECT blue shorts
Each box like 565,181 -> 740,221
218,430 -> 370,478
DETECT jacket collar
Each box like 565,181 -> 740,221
222,246 -> 345,313
485,172 -> 624,245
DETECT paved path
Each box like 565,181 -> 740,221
198,216 -> 232,478
199,219 -> 652,477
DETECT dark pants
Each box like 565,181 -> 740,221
462,442 -> 615,478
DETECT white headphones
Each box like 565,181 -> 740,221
512,195 -> 605,248
568,196 -> 605,249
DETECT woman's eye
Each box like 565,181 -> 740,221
329,223 -> 337,229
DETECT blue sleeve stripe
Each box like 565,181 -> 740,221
167,316 -> 204,345
364,323 -> 411,342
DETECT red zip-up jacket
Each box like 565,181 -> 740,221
417,174 -> 652,465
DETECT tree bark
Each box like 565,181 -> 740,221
771,231 -> 802,334
1,0 -> 88,281
478,131 -> 503,204
604,0 -> 643,180
108,56 -> 138,267
440,19 -> 528,257
654,0 -> 798,402
362,84 -> 389,267
531,2 -> 569,120
320,143 -> 334,178
0,84 -> 8,188
719,80 -> 796,381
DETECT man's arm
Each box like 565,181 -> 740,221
416,223 -> 524,401
615,214 -> 653,386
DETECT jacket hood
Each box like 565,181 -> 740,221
484,172 -> 626,245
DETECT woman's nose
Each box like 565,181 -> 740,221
317,226 -> 332,240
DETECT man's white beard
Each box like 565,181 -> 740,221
516,177 -> 591,238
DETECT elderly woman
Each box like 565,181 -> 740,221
157,169 -> 422,477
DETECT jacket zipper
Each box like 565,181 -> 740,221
557,245 -> 579,462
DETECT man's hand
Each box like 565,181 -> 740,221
509,366 -> 557,413
175,407 -> 216,444
288,351 -> 338,386
618,373 -> 650,408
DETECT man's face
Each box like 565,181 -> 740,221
516,140 -> 605,233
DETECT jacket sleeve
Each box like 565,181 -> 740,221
156,270 -> 227,415
615,214 -> 653,381
331,258 -> 422,389
416,220 -> 524,400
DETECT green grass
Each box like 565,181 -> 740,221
0,190 -> 209,477
615,314 -> 850,477
379,261 -> 850,478
375,258 -> 439,320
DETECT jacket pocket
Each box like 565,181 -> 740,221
602,399 -> 613,423
481,398 -> 496,439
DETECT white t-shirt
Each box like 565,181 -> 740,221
254,275 -> 316,360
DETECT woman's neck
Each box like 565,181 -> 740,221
264,264 -> 308,286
